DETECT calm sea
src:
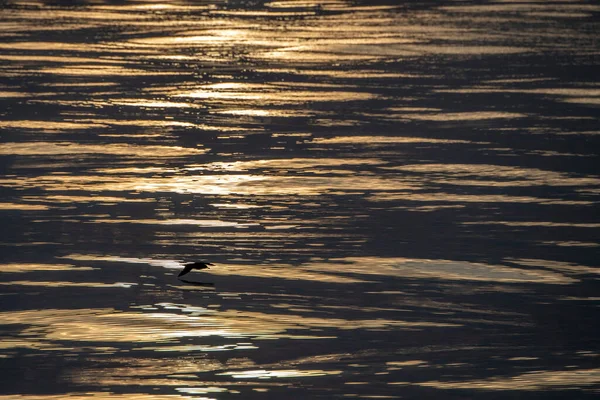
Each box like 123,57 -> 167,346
1,0 -> 599,398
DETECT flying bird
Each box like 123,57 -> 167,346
178,262 -> 214,278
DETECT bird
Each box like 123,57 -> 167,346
178,262 -> 214,278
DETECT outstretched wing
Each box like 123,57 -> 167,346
178,265 -> 194,277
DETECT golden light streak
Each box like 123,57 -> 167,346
0,263 -> 95,273
0,142 -> 206,157
416,368 -> 600,391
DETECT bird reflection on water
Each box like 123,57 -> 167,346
177,278 -> 215,287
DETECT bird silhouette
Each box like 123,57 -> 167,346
178,262 -> 213,277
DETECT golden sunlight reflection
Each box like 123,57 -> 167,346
91,119 -> 199,128
28,195 -> 154,204
0,55 -> 127,64
61,254 -> 184,271
218,369 -> 342,379
1,0 -> 599,397
435,87 -> 600,108
0,263 -> 95,273
368,192 -> 592,206
504,258 -> 600,276
1,170 -> 423,196
0,281 -> 135,288
173,82 -> 375,103
401,111 -> 526,121
416,368 -> 600,391
65,357 -> 292,391
203,258 -> 576,285
0,142 -> 206,157
210,203 -> 262,210
310,136 -> 479,145
0,120 -> 103,131
56,245 -> 587,290
135,343 -> 258,352
0,306 -> 459,353
0,395 -> 200,400
38,65 -> 175,77
110,99 -> 199,108
194,158 -> 383,172
91,219 -> 258,228
385,164 -> 600,187
541,241 -> 599,248
265,0 -> 345,9
215,109 -> 310,117
0,202 -> 49,211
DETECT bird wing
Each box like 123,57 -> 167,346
178,265 -> 194,277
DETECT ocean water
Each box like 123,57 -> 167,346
0,0 -> 599,398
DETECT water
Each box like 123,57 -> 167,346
1,0 -> 599,398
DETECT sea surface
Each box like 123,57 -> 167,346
1,0 -> 599,398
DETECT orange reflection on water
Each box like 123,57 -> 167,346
278,257 -> 576,285
0,202 -> 49,211
30,195 -> 154,204
151,256 -> 579,286
91,218 -> 258,228
504,258 -> 600,276
541,241 -> 599,248
0,281 -> 135,288
0,120 -> 103,131
386,163 -> 600,187
0,395 -> 199,400
0,302 -> 459,356
195,157 -> 383,172
68,356 -> 225,383
64,356 -> 297,394
0,142 -> 206,157
0,263 -> 95,273
435,87 -> 600,108
310,136 -> 477,145
215,109 -> 312,117
218,368 -> 341,379
400,111 -> 526,121
368,191 -> 592,206
416,368 -> 600,391
440,3 -> 600,17
187,262 -> 369,284
110,99 -> 199,108
255,68 -> 432,79
174,82 -> 375,103
1,167 -> 423,197
62,254 -> 187,273
38,65 -> 175,77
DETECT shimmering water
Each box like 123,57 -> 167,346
1,0 -> 599,398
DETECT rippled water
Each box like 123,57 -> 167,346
1,0 -> 599,398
